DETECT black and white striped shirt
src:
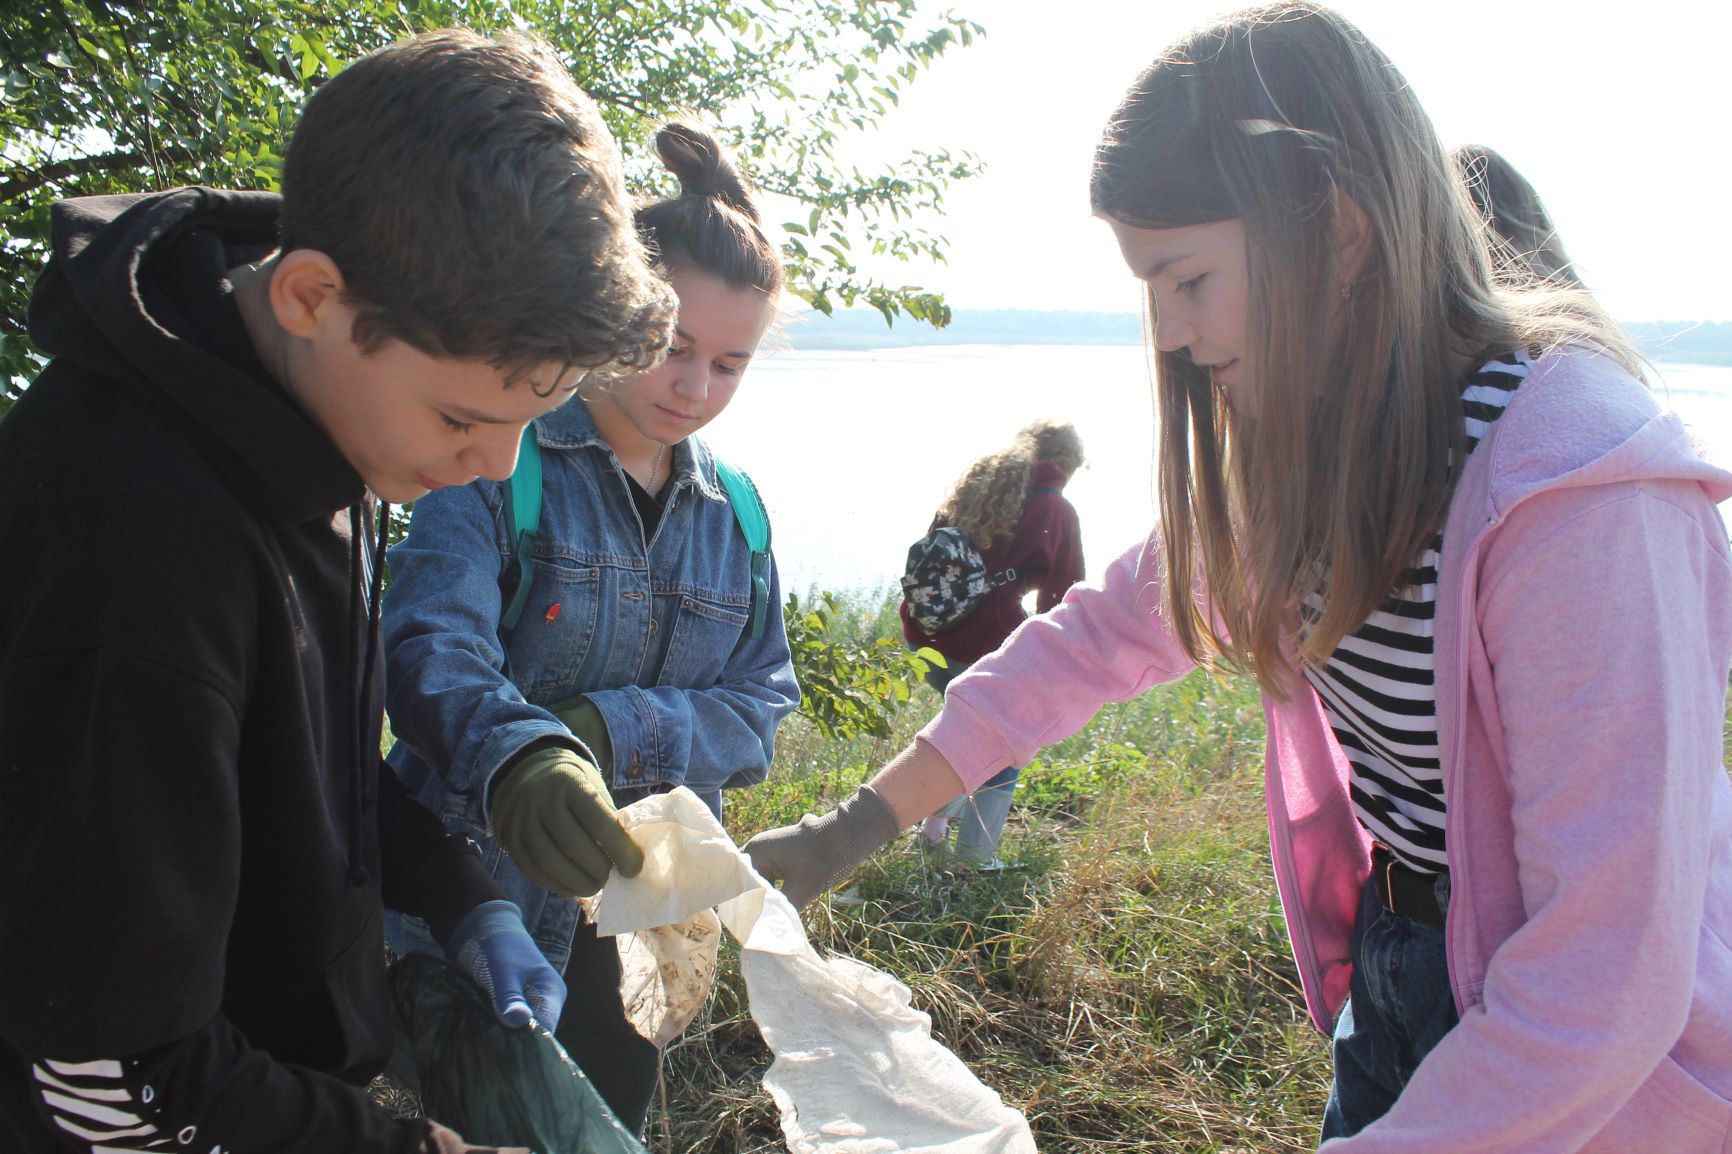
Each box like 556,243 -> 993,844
1301,352 -> 1529,874
31,1057 -> 171,1152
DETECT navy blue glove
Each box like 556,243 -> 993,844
443,899 -> 567,1029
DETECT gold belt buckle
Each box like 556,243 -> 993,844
1373,840 -> 1398,912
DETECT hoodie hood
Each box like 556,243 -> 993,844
27,187 -> 364,521
1483,346 -> 1732,517
28,188 -> 383,888
1030,457 -> 1071,490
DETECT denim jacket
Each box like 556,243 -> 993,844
382,398 -> 799,966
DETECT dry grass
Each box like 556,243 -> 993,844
376,610 -> 1732,1151
656,673 -> 1333,1153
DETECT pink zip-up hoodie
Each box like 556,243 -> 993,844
921,348 -> 1732,1152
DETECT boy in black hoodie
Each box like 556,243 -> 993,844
0,29 -> 668,1154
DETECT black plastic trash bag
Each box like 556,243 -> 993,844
389,953 -> 648,1154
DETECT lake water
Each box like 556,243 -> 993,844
700,344 -> 1732,597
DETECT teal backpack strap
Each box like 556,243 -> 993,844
499,423 -> 543,637
712,457 -> 771,640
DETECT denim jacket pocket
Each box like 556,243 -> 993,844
508,560 -> 602,700
659,593 -> 749,686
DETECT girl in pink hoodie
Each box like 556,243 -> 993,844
746,4 -> 1732,1149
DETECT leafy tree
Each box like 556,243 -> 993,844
783,589 -> 941,740
0,0 -> 982,415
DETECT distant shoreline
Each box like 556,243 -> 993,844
782,309 -> 1732,366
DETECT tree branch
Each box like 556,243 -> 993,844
0,147 -> 188,204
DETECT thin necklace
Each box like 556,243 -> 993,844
646,443 -> 667,491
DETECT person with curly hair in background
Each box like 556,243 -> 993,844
900,418 -> 1086,866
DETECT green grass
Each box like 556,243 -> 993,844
376,588 -> 1330,1148
663,668 -> 1333,1154
378,589 -> 1732,1152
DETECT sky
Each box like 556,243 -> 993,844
774,0 -> 1732,324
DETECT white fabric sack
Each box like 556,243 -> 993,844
592,788 -> 1037,1154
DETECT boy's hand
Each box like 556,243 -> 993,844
443,899 -> 567,1029
492,747 -> 643,897
742,785 -> 902,909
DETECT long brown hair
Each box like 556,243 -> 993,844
1089,3 -> 1636,692
1451,144 -> 1583,289
939,419 -> 1084,549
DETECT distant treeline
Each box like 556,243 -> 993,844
1625,321 -> 1732,367
785,309 -> 1732,365
782,308 -> 1143,349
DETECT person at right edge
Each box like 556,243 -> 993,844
0,29 -> 669,1154
745,5 -> 1732,1151
1449,143 -> 1584,289
901,419 -> 1085,865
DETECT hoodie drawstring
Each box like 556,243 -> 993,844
345,500 -> 392,886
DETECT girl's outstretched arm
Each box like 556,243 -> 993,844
741,739 -> 965,908
745,532 -> 1201,907
871,738 -> 972,826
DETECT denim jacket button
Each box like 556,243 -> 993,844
648,618 -> 659,636
627,751 -> 644,779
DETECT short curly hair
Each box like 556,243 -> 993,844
939,420 -> 1084,549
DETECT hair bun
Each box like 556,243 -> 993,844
654,122 -> 760,222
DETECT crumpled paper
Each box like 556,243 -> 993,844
590,788 -> 1037,1154
612,911 -> 721,1049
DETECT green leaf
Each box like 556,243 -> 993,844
0,0 -> 984,424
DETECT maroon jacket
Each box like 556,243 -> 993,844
901,459 -> 1085,665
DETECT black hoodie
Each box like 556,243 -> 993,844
0,189 -> 516,1152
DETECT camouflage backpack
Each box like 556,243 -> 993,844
899,526 -> 1014,634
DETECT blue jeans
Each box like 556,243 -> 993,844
1321,867 -> 1459,1142
922,657 -> 1019,862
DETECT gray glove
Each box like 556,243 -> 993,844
742,785 -> 902,909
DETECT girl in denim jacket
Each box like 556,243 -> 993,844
745,6 -> 1732,1151
382,123 -> 798,1133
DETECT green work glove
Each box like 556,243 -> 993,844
491,746 -> 644,898
548,695 -> 613,773
742,785 -> 902,909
